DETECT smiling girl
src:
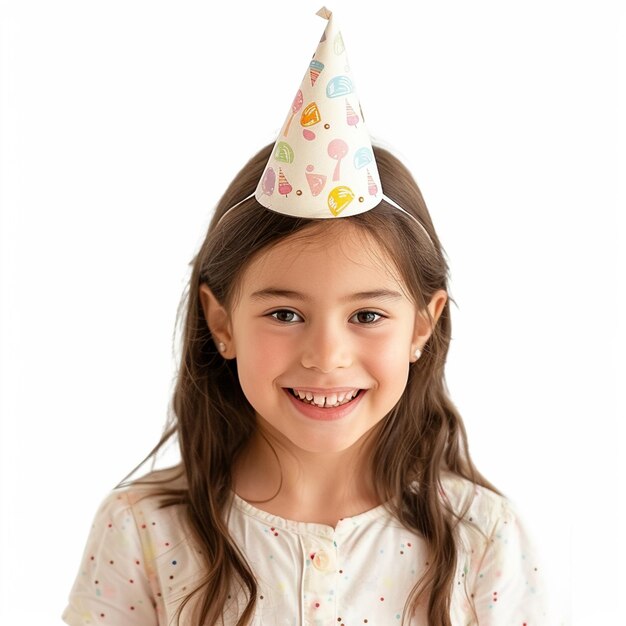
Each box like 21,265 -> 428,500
201,215 -> 447,529
62,7 -> 549,626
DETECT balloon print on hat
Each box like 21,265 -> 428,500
328,186 -> 355,216
354,147 -> 373,169
274,142 -> 294,163
260,168 -> 276,197
301,102 -> 322,141
326,75 -> 353,98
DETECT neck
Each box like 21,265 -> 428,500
232,421 -> 382,526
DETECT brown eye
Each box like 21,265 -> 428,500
352,311 -> 383,324
270,310 -> 302,323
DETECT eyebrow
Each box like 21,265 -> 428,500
249,288 -> 404,303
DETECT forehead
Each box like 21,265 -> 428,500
238,220 -> 407,298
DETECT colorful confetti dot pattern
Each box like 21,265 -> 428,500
62,472 -> 550,625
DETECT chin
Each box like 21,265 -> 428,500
285,425 -> 377,456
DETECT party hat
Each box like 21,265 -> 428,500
254,6 -> 382,219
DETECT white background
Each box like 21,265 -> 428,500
1,0 -> 623,624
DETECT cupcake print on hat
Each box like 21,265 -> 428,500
254,6 -> 384,219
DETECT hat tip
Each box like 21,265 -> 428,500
316,6 -> 333,20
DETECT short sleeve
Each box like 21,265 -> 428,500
61,489 -> 158,626
472,498 -> 551,625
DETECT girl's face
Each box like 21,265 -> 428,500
203,222 -> 445,454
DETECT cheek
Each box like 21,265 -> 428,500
366,348 -> 409,382
367,329 -> 408,362
362,331 -> 411,387
235,330 -> 291,391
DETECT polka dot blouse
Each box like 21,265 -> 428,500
62,472 -> 549,624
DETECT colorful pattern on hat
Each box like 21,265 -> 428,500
254,6 -> 383,219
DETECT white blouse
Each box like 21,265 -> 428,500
62,472 -> 550,625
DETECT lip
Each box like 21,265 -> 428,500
283,387 -> 367,422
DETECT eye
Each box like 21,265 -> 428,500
351,310 -> 384,324
269,309 -> 303,323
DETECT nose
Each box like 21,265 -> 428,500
300,319 -> 353,373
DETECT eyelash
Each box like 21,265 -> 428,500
268,309 -> 386,325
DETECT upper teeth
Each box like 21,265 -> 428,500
292,388 -> 360,408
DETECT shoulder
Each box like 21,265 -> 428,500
81,466 -> 199,579
438,471 -> 519,543
90,465 -> 189,535
62,467 -> 195,625
438,474 -> 552,621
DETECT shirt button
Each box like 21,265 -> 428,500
312,548 -> 333,571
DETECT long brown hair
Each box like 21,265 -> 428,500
118,142 -> 501,625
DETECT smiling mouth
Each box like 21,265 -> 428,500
287,388 -> 363,409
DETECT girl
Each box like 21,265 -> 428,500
62,7 -> 548,626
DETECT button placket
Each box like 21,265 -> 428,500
303,538 -> 337,625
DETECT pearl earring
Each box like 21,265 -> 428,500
218,341 -> 226,353
414,348 -> 422,360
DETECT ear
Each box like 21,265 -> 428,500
410,289 -> 448,361
199,283 -> 236,359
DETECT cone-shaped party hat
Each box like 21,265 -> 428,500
254,6 -> 382,219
